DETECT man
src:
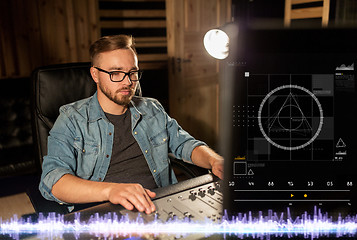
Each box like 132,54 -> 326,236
39,35 -> 223,214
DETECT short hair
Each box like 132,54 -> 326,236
89,35 -> 137,65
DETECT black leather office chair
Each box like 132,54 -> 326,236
28,62 -> 98,214
28,62 -> 207,214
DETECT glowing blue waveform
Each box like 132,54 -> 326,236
1,207 -> 357,239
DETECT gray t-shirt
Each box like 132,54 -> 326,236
103,109 -> 157,190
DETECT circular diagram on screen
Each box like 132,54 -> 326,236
257,85 -> 323,151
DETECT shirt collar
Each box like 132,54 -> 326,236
88,92 -> 107,122
88,92 -> 143,123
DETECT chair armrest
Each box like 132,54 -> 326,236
169,154 -> 208,179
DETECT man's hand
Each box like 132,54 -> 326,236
210,156 -> 224,179
52,174 -> 156,214
106,183 -> 156,214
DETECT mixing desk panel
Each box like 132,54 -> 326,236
64,174 -> 223,223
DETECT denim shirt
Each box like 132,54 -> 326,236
39,92 -> 205,205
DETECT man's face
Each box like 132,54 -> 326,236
92,48 -> 139,106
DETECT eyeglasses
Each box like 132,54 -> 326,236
94,67 -> 143,82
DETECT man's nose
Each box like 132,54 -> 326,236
122,74 -> 132,85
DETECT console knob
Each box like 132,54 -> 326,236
189,193 -> 197,201
207,186 -> 215,195
189,190 -> 197,201
167,212 -> 176,221
215,182 -> 222,192
153,211 -> 160,219
198,189 -> 206,197
183,212 -> 193,219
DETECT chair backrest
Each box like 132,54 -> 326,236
284,0 -> 330,27
31,62 -> 142,170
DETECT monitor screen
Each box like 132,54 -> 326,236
221,27 -> 357,218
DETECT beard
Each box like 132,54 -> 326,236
98,81 -> 135,106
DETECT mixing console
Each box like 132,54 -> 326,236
65,174 -> 223,223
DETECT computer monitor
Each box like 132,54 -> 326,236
221,27 -> 357,217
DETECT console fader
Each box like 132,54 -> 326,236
149,174 -> 223,223
65,174 -> 223,223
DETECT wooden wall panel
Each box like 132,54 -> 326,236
166,0 -> 231,148
37,0 -> 100,65
25,1 -> 44,74
99,0 -> 167,70
38,0 -> 64,64
0,0 -> 100,79
10,0 -> 31,77
183,83 -> 219,146
0,0 -> 21,78
335,0 -> 357,24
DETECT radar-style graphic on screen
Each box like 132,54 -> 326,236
258,83 -> 324,152
221,28 -> 357,217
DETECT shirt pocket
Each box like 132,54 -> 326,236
149,130 -> 169,166
149,130 -> 168,147
73,137 -> 99,179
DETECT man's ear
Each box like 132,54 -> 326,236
90,67 -> 99,83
